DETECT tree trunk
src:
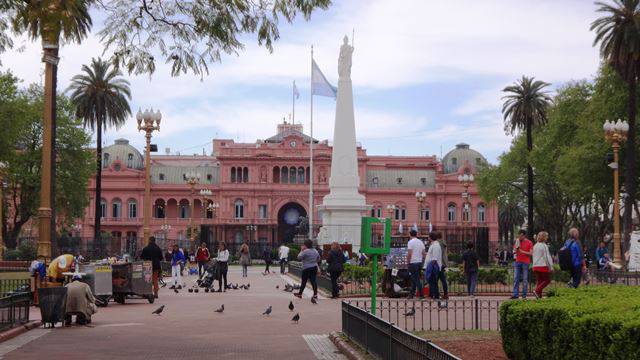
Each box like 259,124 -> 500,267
526,117 -> 534,239
93,117 -> 103,248
624,78 -> 637,246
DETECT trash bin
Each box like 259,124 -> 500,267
38,287 -> 67,328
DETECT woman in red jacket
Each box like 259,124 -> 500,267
196,242 -> 210,278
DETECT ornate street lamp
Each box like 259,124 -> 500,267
415,191 -> 426,234
458,173 -> 474,222
138,108 -> 161,246
0,161 -> 6,259
186,171 -> 200,251
604,119 -> 629,265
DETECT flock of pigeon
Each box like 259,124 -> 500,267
151,280 -> 314,324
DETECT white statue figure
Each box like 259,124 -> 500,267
338,35 -> 354,79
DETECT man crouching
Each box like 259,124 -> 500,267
65,274 -> 96,326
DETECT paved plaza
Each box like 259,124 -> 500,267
2,266 -> 345,360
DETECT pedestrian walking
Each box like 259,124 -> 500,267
462,241 -> 480,297
169,244 -> 186,289
511,230 -> 533,299
216,242 -> 229,292
195,242 -> 210,278
294,240 -> 320,301
327,241 -> 346,299
532,231 -> 554,298
278,243 -> 290,274
239,243 -> 250,277
263,246 -> 273,274
436,232 -> 449,299
562,228 -> 586,288
407,229 -> 426,299
140,236 -> 164,298
424,234 -> 442,299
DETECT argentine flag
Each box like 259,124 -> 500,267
311,60 -> 337,98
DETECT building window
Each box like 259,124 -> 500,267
127,153 -> 134,167
281,167 -> 289,184
103,153 -> 110,168
420,177 -> 427,186
259,205 -> 267,219
128,200 -> 137,218
370,208 -> 375,217
463,203 -> 471,222
448,204 -> 456,222
371,177 -> 379,187
394,206 -> 406,220
423,207 -> 430,222
154,200 -> 165,218
289,166 -> 296,184
476,158 -> 482,166
180,202 -> 189,218
297,167 -> 305,184
159,173 -> 165,181
100,199 -> 107,219
235,199 -> 245,219
401,208 -> 406,220
243,167 -> 249,183
376,207 -> 382,218
396,177 -> 403,185
230,167 -> 236,183
182,173 -> 187,181
273,167 -> 280,183
478,204 -> 486,223
452,158 -> 457,166
112,199 -> 122,219
114,163 -> 121,171
207,174 -> 212,182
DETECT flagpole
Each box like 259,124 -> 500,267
292,80 -> 296,125
309,46 -> 314,241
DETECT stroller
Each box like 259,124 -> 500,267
197,260 -> 220,289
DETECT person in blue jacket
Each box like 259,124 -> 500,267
170,244 -> 186,289
564,228 -> 586,288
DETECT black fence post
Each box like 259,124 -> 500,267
474,298 -> 479,330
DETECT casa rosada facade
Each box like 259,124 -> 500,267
76,122 -> 498,259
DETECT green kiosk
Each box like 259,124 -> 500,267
360,217 -> 391,315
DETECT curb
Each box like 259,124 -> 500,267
0,320 -> 42,343
329,331 -> 366,360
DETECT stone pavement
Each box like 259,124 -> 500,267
5,266 -> 343,360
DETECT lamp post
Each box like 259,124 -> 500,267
161,223 -> 171,249
415,191 -> 426,235
186,171 -> 200,251
137,108 -> 161,246
458,173 -> 474,222
0,161 -> 6,259
246,224 -> 257,244
199,189 -> 212,218
604,119 -> 629,265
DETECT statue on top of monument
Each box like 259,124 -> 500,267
338,35 -> 353,79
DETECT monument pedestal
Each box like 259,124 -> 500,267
318,203 -> 369,253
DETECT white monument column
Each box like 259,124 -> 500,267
318,36 -> 370,252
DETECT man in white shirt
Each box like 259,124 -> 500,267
424,236 -> 442,299
278,244 -> 290,274
406,230 -> 426,299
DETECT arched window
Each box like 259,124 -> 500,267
447,204 -> 456,222
243,167 -> 249,183
103,153 -> 110,168
234,199 -> 244,219
462,203 -> 471,222
394,205 -> 406,221
478,204 -> 486,223
128,199 -> 137,218
230,167 -> 236,183
127,153 -> 134,167
289,166 -> 296,184
100,198 -> 107,219
423,207 -> 431,222
306,167 -> 310,184
273,167 -> 280,183
179,200 -> 190,219
298,167 -> 305,184
112,199 -> 122,219
281,167 -> 289,184
154,199 -> 165,218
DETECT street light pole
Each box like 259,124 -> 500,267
415,191 -> 426,235
137,108 -> 161,246
0,162 -> 6,259
458,174 -> 474,222
186,172 -> 200,252
604,119 -> 629,265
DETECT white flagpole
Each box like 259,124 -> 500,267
309,46 -> 314,241
292,80 -> 296,125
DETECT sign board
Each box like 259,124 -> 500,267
360,217 -> 391,255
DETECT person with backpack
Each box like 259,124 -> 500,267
532,231 -> 554,298
511,229 -> 533,299
560,228 -> 586,288
462,241 -> 480,297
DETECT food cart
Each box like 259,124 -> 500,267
79,263 -> 113,307
111,261 -> 154,304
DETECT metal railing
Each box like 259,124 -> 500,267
347,299 -> 504,332
0,292 -> 31,331
342,301 -> 460,360
0,279 -> 31,298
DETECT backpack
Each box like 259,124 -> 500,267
559,241 -> 574,271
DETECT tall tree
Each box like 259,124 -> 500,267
591,0 -> 640,240
11,0 -> 92,257
67,58 -> 131,245
502,76 -> 552,239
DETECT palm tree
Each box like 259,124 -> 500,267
11,0 -> 92,257
499,203 -> 526,246
67,58 -> 131,246
502,76 -> 552,239
591,0 -> 640,239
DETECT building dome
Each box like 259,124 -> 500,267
102,139 -> 144,170
442,143 -> 487,174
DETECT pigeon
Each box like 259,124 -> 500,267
288,301 -> 294,311
194,288 -> 199,293
205,288 -> 210,293
291,313 -> 300,323
246,284 -> 250,289
152,305 -> 165,315
292,284 -> 301,290
311,297 -> 318,305
215,304 -> 224,313
160,282 -> 167,288
284,284 -> 293,292
262,305 -> 272,316
232,284 -> 239,290
188,288 -> 193,293
174,289 -> 179,294
404,306 -> 416,317
276,285 -> 280,289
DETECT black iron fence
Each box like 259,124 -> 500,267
342,301 -> 460,360
0,292 -> 31,331
347,298 -> 504,332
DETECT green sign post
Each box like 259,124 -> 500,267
360,217 -> 391,315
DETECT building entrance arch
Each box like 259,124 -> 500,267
277,202 -> 307,244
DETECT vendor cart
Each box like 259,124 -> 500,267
79,263 -> 113,307
111,261 -> 154,304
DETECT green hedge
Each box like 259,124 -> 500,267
448,266 -> 509,284
500,286 -> 640,360
342,263 -> 384,282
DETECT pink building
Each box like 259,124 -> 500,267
77,122 -> 498,260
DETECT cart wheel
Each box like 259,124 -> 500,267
114,294 -> 125,304
147,295 -> 155,304
96,296 -> 110,307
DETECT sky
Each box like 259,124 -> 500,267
0,0 -> 603,163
